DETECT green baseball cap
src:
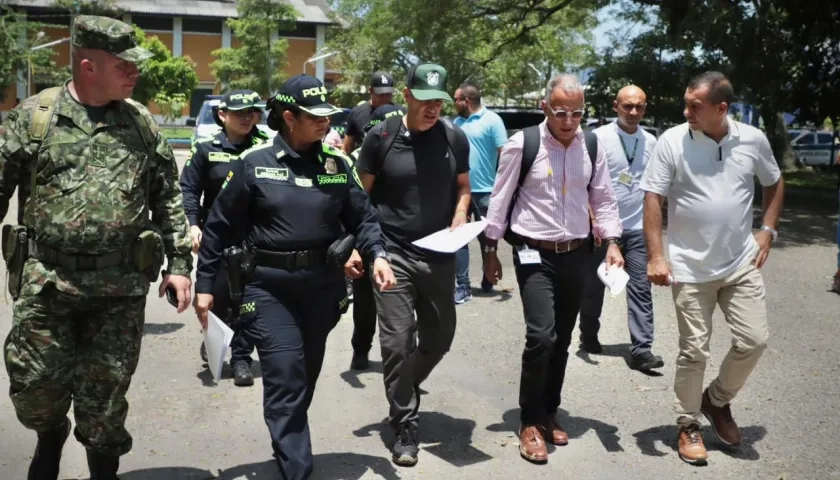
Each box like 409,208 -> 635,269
406,63 -> 452,102
72,15 -> 153,63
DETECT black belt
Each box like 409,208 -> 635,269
253,248 -> 327,270
28,240 -> 131,271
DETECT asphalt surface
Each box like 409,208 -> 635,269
0,149 -> 838,479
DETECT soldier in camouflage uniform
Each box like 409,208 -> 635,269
0,15 -> 194,480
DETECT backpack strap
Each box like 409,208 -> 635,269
583,130 -> 598,189
25,87 -> 62,223
376,115 -> 403,172
503,126 -> 541,242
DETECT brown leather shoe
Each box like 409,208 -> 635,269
518,425 -> 548,463
678,424 -> 708,465
701,389 -> 742,446
541,417 -> 569,446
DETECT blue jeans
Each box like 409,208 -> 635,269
455,192 -> 491,287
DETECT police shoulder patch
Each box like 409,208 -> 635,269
239,142 -> 273,160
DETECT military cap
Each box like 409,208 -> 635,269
72,15 -> 153,63
268,74 -> 342,117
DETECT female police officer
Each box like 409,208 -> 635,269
180,89 -> 268,387
193,74 -> 395,480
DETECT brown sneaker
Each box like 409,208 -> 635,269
678,424 -> 708,465
701,389 -> 742,446
541,417 -> 569,446
518,425 -> 548,463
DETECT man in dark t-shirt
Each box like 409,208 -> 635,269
353,63 -> 471,468
342,71 -> 395,153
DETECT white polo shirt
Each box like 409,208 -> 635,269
593,122 -> 657,231
640,117 -> 781,283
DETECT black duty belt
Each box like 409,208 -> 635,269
29,240 -> 131,271
253,248 -> 327,270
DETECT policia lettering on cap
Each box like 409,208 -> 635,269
193,74 -> 396,480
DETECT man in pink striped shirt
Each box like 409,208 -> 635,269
482,74 -> 624,464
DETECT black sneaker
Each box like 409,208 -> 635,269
480,276 -> 493,293
579,337 -> 603,354
630,351 -> 665,371
351,352 -> 369,370
232,362 -> 254,387
392,424 -> 419,466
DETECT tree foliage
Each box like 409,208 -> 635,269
210,0 -> 298,97
131,27 -> 198,107
327,0 -> 599,105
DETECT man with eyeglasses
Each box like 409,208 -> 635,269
482,74 -> 623,463
579,85 -> 664,371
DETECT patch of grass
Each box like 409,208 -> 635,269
784,170 -> 839,190
160,127 -> 194,140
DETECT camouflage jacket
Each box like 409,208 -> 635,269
0,84 -> 193,297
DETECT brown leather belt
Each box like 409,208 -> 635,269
523,237 -> 586,253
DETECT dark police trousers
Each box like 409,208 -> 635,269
238,265 -> 344,480
210,263 -> 254,366
579,229 -> 654,357
514,244 -> 587,425
374,250 -> 457,429
350,271 -> 377,355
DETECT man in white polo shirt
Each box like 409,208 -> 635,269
580,85 -> 663,372
640,71 -> 784,466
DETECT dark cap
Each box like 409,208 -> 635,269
268,74 -> 342,117
72,15 -> 152,62
406,63 -> 452,102
212,89 -> 264,127
364,105 -> 406,132
371,71 -> 395,94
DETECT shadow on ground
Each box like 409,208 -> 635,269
196,360 -> 263,387
143,322 -> 185,335
632,424 -> 767,461
354,411 -> 493,468
339,360 -> 384,389
487,408 -> 624,453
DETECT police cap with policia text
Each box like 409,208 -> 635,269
268,74 -> 342,117
72,15 -> 153,63
212,89 -> 265,127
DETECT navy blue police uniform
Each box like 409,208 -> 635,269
180,90 -> 268,383
195,75 -> 388,480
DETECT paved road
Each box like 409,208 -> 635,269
0,150 -> 838,479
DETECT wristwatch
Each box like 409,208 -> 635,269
373,250 -> 392,263
483,245 -> 497,254
760,225 -> 777,241
605,237 -> 619,246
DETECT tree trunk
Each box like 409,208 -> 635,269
760,108 -> 796,172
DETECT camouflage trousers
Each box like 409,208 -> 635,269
3,284 -> 146,456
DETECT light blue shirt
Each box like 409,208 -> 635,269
453,107 -> 508,192
593,122 -> 657,231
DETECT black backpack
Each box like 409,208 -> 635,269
375,114 -> 458,169
503,125 -> 598,245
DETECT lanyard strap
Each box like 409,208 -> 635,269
619,136 -> 639,165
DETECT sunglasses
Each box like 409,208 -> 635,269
546,106 -> 585,120
619,103 -> 647,111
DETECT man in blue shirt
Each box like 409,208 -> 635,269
453,83 -> 508,304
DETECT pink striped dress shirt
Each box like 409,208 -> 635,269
484,121 -> 622,242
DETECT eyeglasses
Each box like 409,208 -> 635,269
547,107 -> 584,120
619,103 -> 647,112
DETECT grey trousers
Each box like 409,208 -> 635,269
579,229 -> 655,357
373,250 -> 457,429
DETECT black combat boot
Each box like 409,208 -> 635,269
86,450 -> 120,480
28,417 -> 72,480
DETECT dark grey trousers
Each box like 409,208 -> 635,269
579,229 -> 655,357
373,250 -> 457,429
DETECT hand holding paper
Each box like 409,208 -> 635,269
412,220 -> 487,253
597,261 -> 630,297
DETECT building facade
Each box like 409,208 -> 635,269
2,0 -> 338,119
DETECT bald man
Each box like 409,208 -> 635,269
579,86 -> 664,371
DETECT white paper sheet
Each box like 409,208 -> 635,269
411,220 -> 488,253
203,311 -> 235,382
596,261 -> 630,297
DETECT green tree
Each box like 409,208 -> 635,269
154,92 -> 189,124
210,0 -> 298,97
0,8 -> 69,102
131,27 -> 198,108
327,0 -> 598,103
